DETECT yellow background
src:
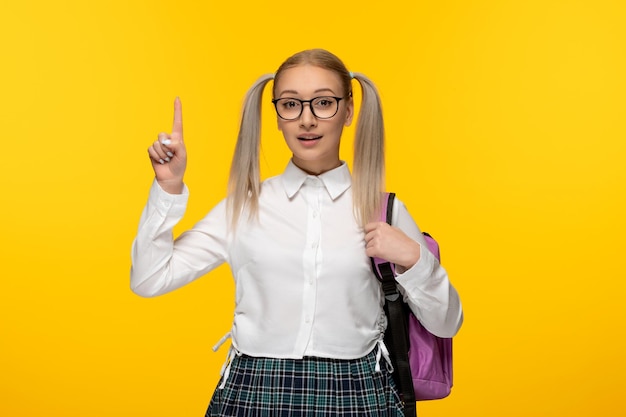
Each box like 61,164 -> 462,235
2,0 -> 625,416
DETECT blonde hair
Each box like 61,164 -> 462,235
227,49 -> 385,227
226,73 -> 274,228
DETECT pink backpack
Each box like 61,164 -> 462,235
371,193 -> 453,416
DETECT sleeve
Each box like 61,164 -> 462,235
391,197 -> 464,338
130,179 -> 229,297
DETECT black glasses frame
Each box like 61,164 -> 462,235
271,96 -> 345,120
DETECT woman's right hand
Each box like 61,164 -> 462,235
147,97 -> 187,194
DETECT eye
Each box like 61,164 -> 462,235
280,99 -> 301,109
314,97 -> 336,108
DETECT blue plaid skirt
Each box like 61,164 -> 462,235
205,347 -> 404,417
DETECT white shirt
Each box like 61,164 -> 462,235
130,161 -> 463,359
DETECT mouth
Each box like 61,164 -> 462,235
297,134 -> 322,142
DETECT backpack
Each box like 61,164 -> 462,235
370,192 -> 453,417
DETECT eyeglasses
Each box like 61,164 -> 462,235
272,96 -> 344,120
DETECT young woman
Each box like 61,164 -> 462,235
131,49 -> 463,417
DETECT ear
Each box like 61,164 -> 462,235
344,98 -> 354,127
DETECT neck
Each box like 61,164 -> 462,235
292,158 -> 341,176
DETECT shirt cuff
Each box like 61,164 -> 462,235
394,241 -> 437,291
148,179 -> 189,217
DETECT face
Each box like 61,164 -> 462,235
274,64 -> 354,175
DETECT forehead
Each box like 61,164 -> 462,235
274,64 -> 343,97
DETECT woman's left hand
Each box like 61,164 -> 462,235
364,222 -> 421,270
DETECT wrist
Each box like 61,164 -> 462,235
157,178 -> 184,194
399,242 -> 421,270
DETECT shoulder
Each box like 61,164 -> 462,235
390,195 -> 409,221
390,195 -> 424,237
260,173 -> 285,194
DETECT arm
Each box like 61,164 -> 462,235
130,182 -> 229,297
130,98 -> 228,297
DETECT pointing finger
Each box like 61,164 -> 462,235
172,97 -> 183,138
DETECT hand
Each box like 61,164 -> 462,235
147,97 -> 187,194
364,222 -> 421,270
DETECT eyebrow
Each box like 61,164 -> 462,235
277,88 -> 337,97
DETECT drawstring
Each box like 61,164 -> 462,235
212,332 -> 232,352
375,339 -> 394,373
212,332 -> 239,390
217,346 -> 237,389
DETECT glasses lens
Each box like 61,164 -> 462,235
275,99 -> 302,120
274,97 -> 340,120
312,97 -> 339,119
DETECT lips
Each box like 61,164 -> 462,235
297,134 -> 322,141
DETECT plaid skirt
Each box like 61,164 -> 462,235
205,347 -> 404,417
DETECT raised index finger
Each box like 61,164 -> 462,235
172,97 -> 183,137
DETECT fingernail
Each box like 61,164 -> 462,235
164,157 -> 170,162
161,139 -> 172,146
159,159 -> 165,164
166,152 -> 174,158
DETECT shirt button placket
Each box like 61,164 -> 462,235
297,180 -> 323,354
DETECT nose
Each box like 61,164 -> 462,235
299,103 -> 317,127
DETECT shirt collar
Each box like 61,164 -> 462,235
282,160 -> 352,200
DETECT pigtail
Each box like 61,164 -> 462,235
227,73 -> 274,228
351,72 -> 385,226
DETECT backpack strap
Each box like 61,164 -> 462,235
370,193 -> 417,416
371,193 -> 399,299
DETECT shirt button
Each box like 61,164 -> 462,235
313,211 -> 318,218
305,317 -> 311,324
311,242 -> 318,249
